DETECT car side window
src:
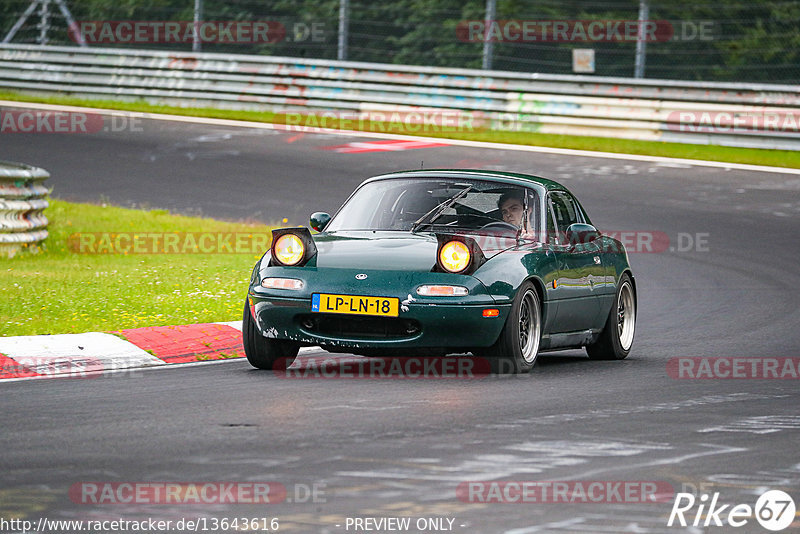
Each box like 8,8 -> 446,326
549,191 -> 583,243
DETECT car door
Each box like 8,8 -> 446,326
547,191 -> 603,333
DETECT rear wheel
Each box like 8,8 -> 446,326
488,282 -> 541,374
242,299 -> 299,370
586,274 -> 635,360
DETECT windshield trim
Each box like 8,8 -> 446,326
325,176 -> 544,238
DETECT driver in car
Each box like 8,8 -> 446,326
498,191 -> 526,228
498,190 -> 537,239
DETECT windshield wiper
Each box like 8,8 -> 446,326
410,184 -> 473,233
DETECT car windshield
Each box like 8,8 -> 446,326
325,177 -> 540,237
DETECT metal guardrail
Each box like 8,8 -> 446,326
0,159 -> 49,257
0,44 -> 799,150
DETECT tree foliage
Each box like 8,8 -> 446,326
1,0 -> 797,82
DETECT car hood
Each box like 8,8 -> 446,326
312,231 -> 516,271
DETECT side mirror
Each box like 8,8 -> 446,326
310,212 -> 331,232
565,223 -> 599,248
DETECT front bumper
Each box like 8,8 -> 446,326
248,267 -> 510,351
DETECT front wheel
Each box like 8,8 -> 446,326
488,282 -> 541,374
242,299 -> 299,370
586,274 -> 636,360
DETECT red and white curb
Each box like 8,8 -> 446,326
0,321 -> 317,382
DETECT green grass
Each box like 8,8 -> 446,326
1,90 -> 798,169
1,200 -> 274,336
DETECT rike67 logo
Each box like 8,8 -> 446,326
668,489 -> 795,531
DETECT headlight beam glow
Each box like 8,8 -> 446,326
439,240 -> 471,273
273,234 -> 305,266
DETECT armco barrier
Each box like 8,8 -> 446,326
0,160 -> 49,258
0,44 -> 799,150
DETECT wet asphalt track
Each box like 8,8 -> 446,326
1,112 -> 800,533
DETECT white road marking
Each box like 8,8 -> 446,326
564,443 -> 748,482
698,415 -> 800,434
335,440 -> 673,483
505,393 -> 786,426
505,515 -> 703,534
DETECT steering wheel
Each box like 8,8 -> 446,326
480,221 -> 519,232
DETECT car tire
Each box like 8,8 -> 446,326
586,273 -> 636,360
242,299 -> 299,370
488,282 -> 542,374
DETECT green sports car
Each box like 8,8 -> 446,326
243,169 -> 636,374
